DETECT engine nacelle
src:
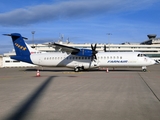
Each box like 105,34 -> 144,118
72,49 -> 93,57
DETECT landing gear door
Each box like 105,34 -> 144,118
73,61 -> 78,67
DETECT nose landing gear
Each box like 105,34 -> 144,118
142,66 -> 147,72
74,66 -> 85,72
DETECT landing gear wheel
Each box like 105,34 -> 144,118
74,67 -> 79,72
142,69 -> 147,72
142,66 -> 147,72
81,66 -> 84,71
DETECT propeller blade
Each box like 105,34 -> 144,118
94,54 -> 97,60
91,44 -> 94,50
94,43 -> 97,51
91,43 -> 98,61
104,45 -> 107,52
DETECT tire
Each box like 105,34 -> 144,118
142,69 -> 147,72
74,67 -> 79,72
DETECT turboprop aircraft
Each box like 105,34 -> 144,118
4,33 -> 156,72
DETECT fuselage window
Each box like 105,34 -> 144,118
120,56 -> 122,59
110,56 -> 112,59
117,56 -> 119,59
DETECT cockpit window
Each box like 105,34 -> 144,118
137,54 -> 147,57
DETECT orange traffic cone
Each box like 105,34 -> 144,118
36,70 -> 40,77
106,68 -> 109,73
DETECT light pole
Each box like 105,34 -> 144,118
107,33 -> 112,52
32,31 -> 35,46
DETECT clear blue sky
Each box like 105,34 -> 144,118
0,0 -> 160,54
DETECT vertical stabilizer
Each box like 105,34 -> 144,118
11,33 -> 31,56
3,33 -> 35,63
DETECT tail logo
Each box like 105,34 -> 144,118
15,43 -> 27,51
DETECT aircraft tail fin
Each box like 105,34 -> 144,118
4,33 -> 37,56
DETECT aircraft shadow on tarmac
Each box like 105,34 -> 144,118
5,76 -> 56,120
23,68 -> 142,72
24,68 -> 73,72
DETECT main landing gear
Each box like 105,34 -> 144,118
74,66 -> 84,72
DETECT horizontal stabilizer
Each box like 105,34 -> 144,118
3,34 -> 28,40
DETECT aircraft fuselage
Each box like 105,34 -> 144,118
30,52 -> 155,70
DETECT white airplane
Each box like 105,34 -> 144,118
4,33 -> 156,72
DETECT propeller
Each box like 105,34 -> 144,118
91,44 -> 98,60
104,45 -> 107,52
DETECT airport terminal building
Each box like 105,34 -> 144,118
0,34 -> 160,68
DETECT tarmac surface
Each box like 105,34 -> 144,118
0,65 -> 160,120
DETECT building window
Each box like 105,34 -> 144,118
13,61 -> 20,62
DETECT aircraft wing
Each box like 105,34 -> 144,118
53,42 -> 80,54
52,42 -> 97,59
